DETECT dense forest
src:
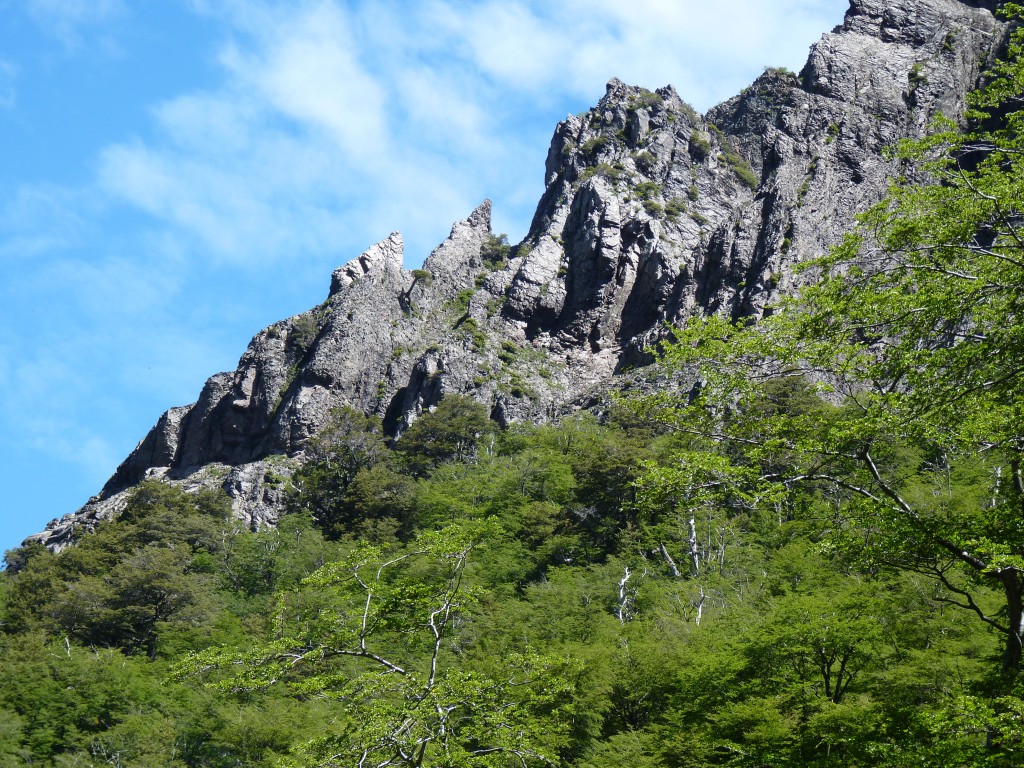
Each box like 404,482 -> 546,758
4,6 -> 1024,767
3,399 -> 1010,768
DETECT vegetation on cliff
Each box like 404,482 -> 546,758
3,5 -> 1024,766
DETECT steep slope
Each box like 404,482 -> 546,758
27,0 -> 1007,549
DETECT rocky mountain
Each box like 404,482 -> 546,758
28,0 -> 1009,550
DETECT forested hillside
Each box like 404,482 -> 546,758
4,2 -> 1024,766
0,400 -> 1010,766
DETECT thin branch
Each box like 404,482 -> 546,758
304,647 -> 406,675
934,569 -> 1008,634
860,448 -> 990,572
658,542 -> 682,578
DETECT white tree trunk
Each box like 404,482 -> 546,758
687,518 -> 700,576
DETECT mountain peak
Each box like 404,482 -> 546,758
330,232 -> 405,294
25,0 -> 1008,551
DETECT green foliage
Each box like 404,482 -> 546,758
580,135 -> 612,157
4,482 -> 232,655
286,408 -> 397,539
480,233 -> 511,268
288,312 -> 322,355
633,150 -> 657,173
446,287 -> 477,317
688,131 -> 712,161
627,89 -> 663,112
908,62 -> 928,89
722,143 -> 759,189
181,523 -> 581,767
580,162 -> 624,183
645,7 -> 1024,678
633,180 -> 661,200
0,408 -> 1013,765
459,316 -> 489,352
397,395 -> 495,475
664,197 -> 688,222
4,22 -> 1024,763
642,199 -> 664,218
411,268 -> 433,286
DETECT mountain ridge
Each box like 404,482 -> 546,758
26,0 -> 1009,550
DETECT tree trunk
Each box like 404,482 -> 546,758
617,567 -> 633,623
687,518 -> 700,576
999,571 -> 1024,674
658,542 -> 682,578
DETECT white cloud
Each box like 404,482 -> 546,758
425,0 -> 847,107
394,67 -> 489,151
97,131 -> 357,262
224,3 -> 390,161
93,0 -> 848,269
440,2 -> 572,92
26,0 -> 127,51
95,1 -> 495,266
0,184 -> 95,261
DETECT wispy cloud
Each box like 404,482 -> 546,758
96,1 -> 502,266
26,0 -> 128,51
423,0 -> 844,106
0,184 -> 95,260
0,0 -> 850,550
223,3 -> 390,162
94,0 -> 847,267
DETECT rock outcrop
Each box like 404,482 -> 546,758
27,0 -> 1008,550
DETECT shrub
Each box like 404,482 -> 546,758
689,132 -> 712,161
908,62 -> 928,88
678,101 -> 701,125
447,288 -> 476,317
721,143 -> 759,190
665,198 -> 688,222
480,234 -> 510,267
634,181 -> 661,200
627,89 -> 663,111
634,151 -> 657,173
581,135 -> 612,157
289,314 -> 321,353
643,200 -> 665,218
581,163 -> 624,183
459,317 -> 488,352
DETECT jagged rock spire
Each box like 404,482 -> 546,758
26,0 -> 1008,551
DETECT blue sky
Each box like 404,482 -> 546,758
0,0 -> 849,556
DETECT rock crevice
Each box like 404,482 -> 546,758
26,0 -> 1007,551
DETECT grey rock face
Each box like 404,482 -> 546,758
25,0 -> 1007,550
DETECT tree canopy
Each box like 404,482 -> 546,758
3,8 -> 1024,767
634,5 -> 1024,744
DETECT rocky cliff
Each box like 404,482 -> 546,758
28,0 -> 1009,550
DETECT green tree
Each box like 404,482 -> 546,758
180,522 -> 579,767
3,481 -> 230,653
397,395 -> 495,475
287,408 -> 398,539
648,3 -> 1024,678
